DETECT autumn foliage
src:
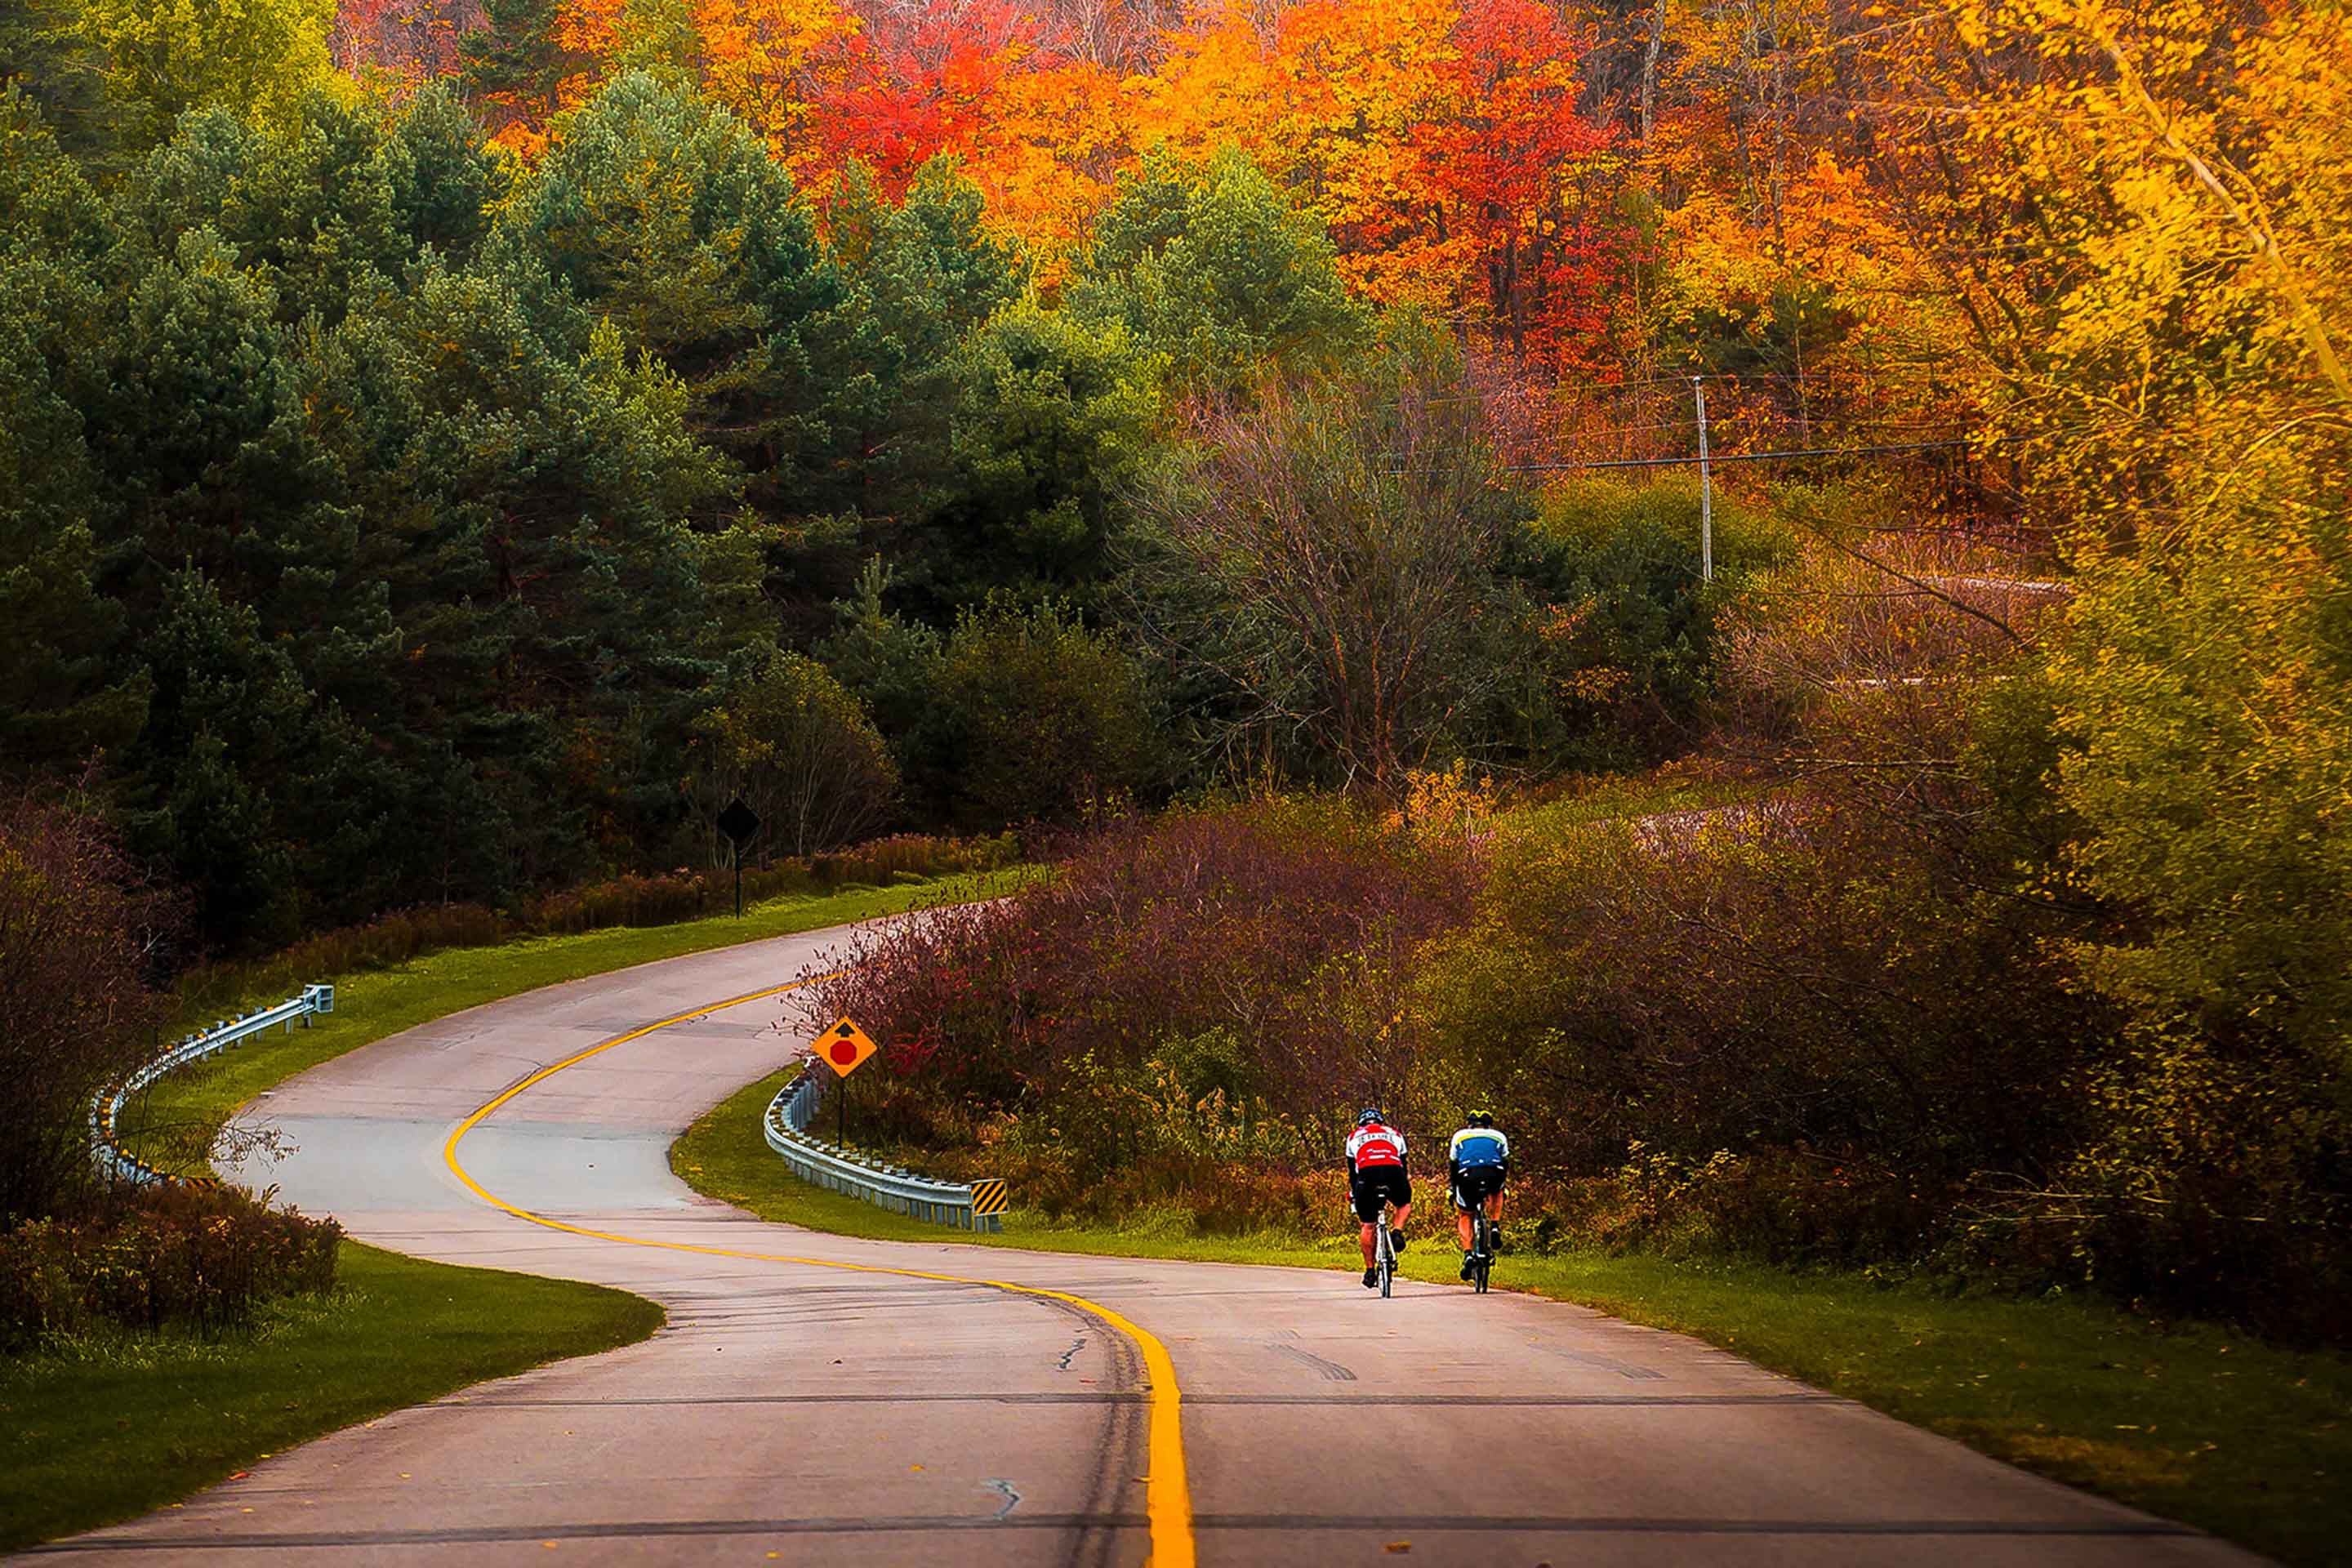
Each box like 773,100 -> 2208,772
350,0 -> 1644,367
10,0 -> 2350,1343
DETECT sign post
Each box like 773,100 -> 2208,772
820,1017 -> 878,1149
715,797 -> 761,917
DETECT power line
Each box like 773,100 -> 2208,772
1508,439 -> 1976,473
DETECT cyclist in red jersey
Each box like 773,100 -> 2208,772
1345,1109 -> 1414,1288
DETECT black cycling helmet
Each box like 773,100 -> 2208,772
1464,1109 -> 1494,1128
1356,1107 -> 1385,1126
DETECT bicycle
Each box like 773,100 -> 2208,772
1374,1201 -> 1400,1298
1463,1192 -> 1494,1294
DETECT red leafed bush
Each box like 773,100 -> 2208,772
796,798 -> 1481,1165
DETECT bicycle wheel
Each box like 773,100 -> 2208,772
1472,1209 -> 1491,1294
1379,1218 -> 1395,1298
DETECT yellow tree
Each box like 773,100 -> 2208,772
1831,1 -> 2352,1238
685,0 -> 855,159
73,0 -> 336,144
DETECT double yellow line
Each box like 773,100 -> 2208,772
439,978 -> 1196,1566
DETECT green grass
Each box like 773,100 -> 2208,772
1507,767 -> 1763,833
121,875 -> 1020,1175
675,1069 -> 2350,1567
6,871 -> 1025,1548
0,1242 -> 662,1552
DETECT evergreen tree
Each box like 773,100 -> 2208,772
0,2 -> 121,168
819,158 -> 1025,527
123,95 -> 414,328
0,94 -> 145,776
124,570 -> 319,949
494,71 -> 842,506
458,0 -> 581,147
916,299 -> 1158,614
381,82 -> 506,265
1075,146 -> 1370,397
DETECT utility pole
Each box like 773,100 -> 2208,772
1692,376 -> 1714,582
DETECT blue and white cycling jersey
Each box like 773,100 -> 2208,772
1449,1127 -> 1509,1168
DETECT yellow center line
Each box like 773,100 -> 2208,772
439,976 -> 1196,1568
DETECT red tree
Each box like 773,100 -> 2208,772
1419,0 -> 1623,366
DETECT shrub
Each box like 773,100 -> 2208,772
1946,1027 -> 2352,1342
810,831 -> 1019,888
1549,1146 -> 1948,1269
0,796 -> 172,1222
0,1185 -> 340,1349
800,798 -> 1481,1183
692,649 -> 900,858
1124,379 -> 1529,793
172,830 -> 1019,1022
920,599 -> 1160,828
1501,474 -> 1797,760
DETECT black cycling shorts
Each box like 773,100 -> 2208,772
1452,1165 -> 1506,1210
1351,1165 -> 1412,1222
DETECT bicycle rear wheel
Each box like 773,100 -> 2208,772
1472,1209 -> 1492,1293
1379,1218 -> 1395,1298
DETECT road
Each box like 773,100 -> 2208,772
29,923 -> 2258,1566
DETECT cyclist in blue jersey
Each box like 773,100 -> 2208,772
1448,1111 -> 1510,1281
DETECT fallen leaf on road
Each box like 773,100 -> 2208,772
1385,1544 -> 1411,1553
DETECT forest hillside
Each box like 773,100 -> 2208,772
2,0 -> 2345,1334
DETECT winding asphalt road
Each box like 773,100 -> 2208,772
30,922 -> 2260,1566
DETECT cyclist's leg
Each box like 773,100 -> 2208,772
1378,1169 -> 1411,1248
1463,1172 -> 1501,1252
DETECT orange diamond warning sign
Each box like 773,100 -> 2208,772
818,1017 -> 878,1077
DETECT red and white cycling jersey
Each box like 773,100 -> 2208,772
1347,1122 -> 1407,1171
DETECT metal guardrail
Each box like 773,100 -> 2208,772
91,984 -> 336,1186
764,1063 -> 1004,1232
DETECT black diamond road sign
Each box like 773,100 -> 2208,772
715,796 -> 761,845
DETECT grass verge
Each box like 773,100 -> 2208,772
0,1242 -> 662,1551
17,874 -> 1013,1548
675,1068 -> 2349,1567
122,875 -> 1020,1174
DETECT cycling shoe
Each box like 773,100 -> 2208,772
1361,1267 -> 1379,1289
